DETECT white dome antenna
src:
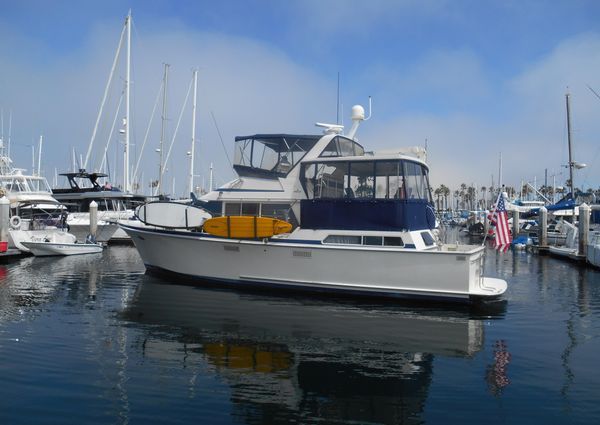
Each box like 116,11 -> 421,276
347,96 -> 372,140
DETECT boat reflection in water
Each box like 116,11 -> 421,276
124,280 -> 503,423
0,246 -> 142,324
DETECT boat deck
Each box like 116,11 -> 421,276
438,243 -> 483,254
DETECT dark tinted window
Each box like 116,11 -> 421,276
421,231 -> 435,246
384,237 -> 404,246
324,235 -> 361,244
363,236 -> 383,246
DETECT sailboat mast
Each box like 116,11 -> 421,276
158,63 -> 169,196
7,110 -> 11,158
83,18 -> 126,172
124,10 -> 131,193
498,152 -> 503,191
189,69 -> 198,196
566,92 -> 574,197
37,135 -> 43,176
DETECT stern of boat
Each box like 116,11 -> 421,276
468,248 -> 507,299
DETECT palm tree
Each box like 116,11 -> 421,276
467,186 -> 476,210
521,183 -> 530,200
440,184 -> 450,210
480,186 -> 487,209
434,187 -> 442,211
488,185 -> 495,204
505,186 -> 516,199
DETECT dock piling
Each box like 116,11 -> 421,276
539,206 -> 548,248
0,196 -> 9,244
512,210 -> 520,241
579,203 -> 590,257
89,200 -> 98,241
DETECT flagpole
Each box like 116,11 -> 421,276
482,191 -> 502,246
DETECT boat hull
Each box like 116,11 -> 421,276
122,225 -> 506,303
20,241 -> 103,256
67,222 -> 119,243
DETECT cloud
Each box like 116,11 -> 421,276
2,6 -> 600,199
0,18 -> 334,195
361,48 -> 492,116
357,32 -> 600,192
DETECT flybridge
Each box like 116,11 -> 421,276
233,134 -> 321,179
231,101 -> 374,180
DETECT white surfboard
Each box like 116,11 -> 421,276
135,202 -> 212,229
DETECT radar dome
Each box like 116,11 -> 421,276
351,105 -> 365,121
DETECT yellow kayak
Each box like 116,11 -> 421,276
203,216 -> 292,239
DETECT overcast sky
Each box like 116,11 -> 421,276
1,0 -> 600,197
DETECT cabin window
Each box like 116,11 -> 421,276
349,162 -> 374,199
363,236 -> 383,246
251,140 -> 280,171
261,203 -> 298,227
234,138 -> 253,167
375,161 -> 405,199
303,163 -> 317,199
314,162 -> 348,199
404,161 -> 430,201
224,203 -> 242,216
224,203 -> 260,216
324,235 -> 361,244
241,203 -> 259,216
302,159 -> 430,202
261,203 -> 286,219
421,231 -> 435,246
9,178 -> 28,192
319,136 -> 365,158
384,237 -> 404,246
222,202 -> 298,227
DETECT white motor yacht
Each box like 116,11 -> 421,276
121,104 -> 507,303
52,171 -> 147,242
0,154 -> 79,253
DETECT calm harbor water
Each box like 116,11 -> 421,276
1,235 -> 600,424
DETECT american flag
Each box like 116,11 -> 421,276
489,192 -> 512,251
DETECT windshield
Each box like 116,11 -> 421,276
319,136 -> 365,158
0,176 -> 52,193
302,159 -> 431,202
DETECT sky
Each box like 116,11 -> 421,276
1,0 -> 600,198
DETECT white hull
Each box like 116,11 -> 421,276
548,245 -> 578,258
67,222 -> 119,243
66,211 -> 135,242
21,241 -> 103,256
122,225 -> 506,303
586,232 -> 600,268
8,228 -> 72,253
587,245 -> 600,268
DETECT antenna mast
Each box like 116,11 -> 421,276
189,69 -> 198,196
